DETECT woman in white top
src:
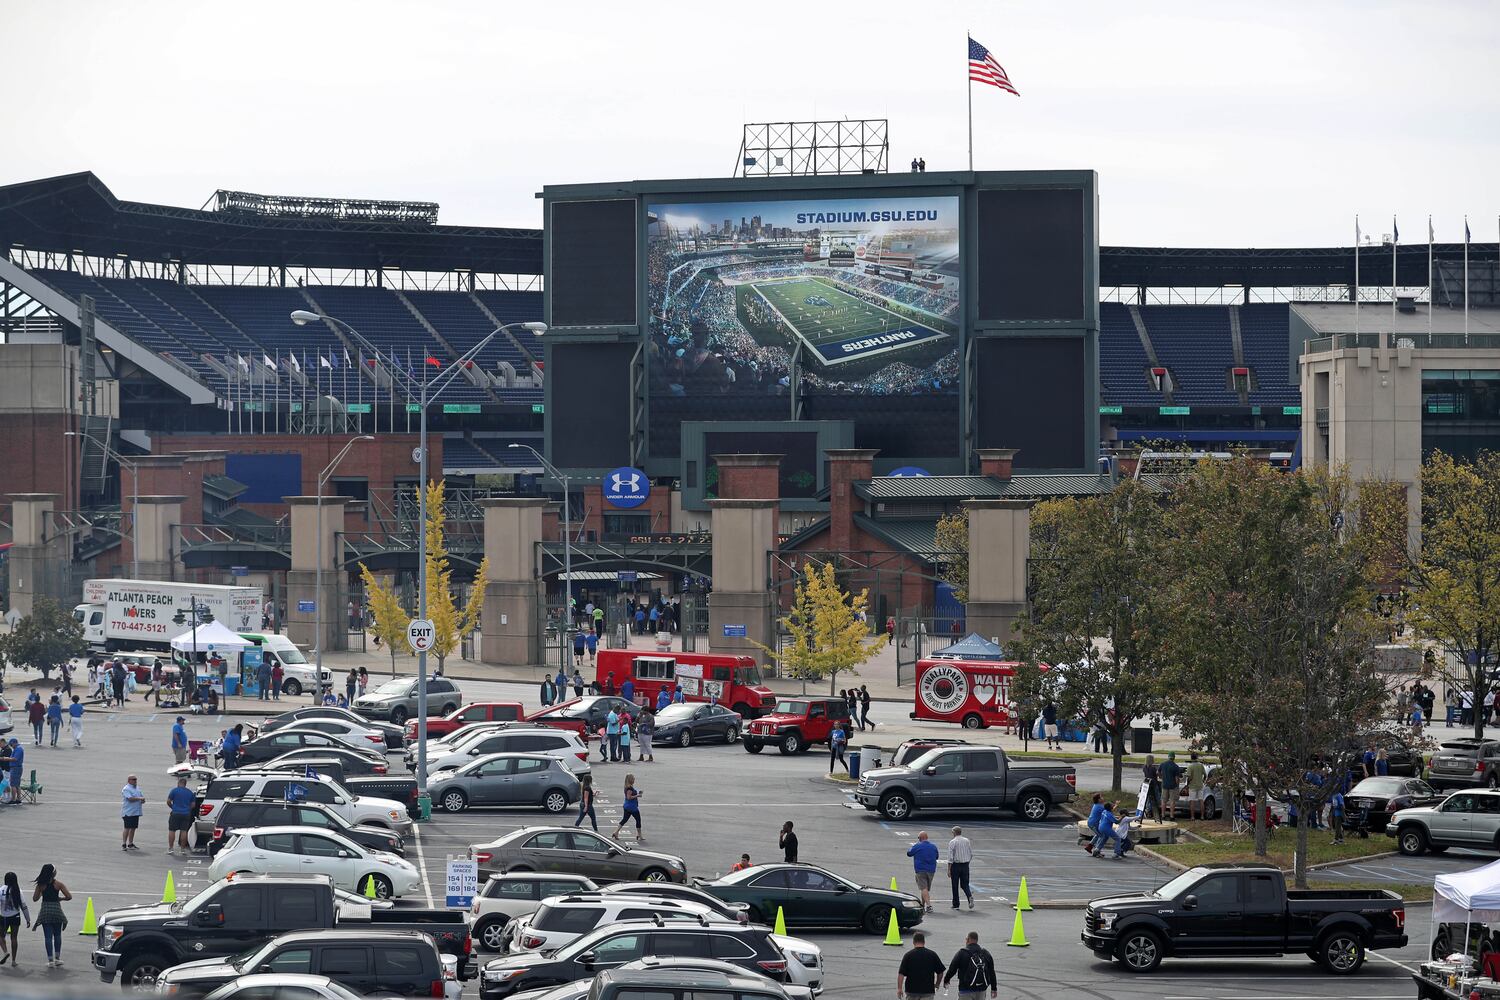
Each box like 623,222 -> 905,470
0,871 -> 32,966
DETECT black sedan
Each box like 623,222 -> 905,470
650,703 -> 743,747
1346,776 -> 1446,832
258,706 -> 406,749
261,746 -> 390,777
694,863 -> 924,934
233,727 -> 385,767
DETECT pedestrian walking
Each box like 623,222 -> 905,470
270,662 -> 283,701
3,739 -> 23,804
574,773 -> 598,831
1160,751 -> 1182,820
1184,752 -> 1206,820
779,821 -> 798,863
540,675 -> 556,707
110,660 -> 126,706
942,931 -> 997,999
26,700 -> 43,747
612,773 -> 644,842
947,826 -> 974,909
58,663 -> 72,698
220,724 -> 243,770
845,689 -> 860,731
571,669 -> 584,699
0,872 -> 31,966
120,774 -> 145,851
31,866 -> 69,968
1042,701 -> 1059,750
345,669 -> 358,706
595,724 -> 608,763
859,685 -> 874,730
605,709 -> 622,763
573,630 -> 587,667
44,697 -> 61,748
170,716 -> 189,764
357,667 -> 368,696
637,708 -> 655,762
619,715 -> 633,763
585,629 -> 598,665
828,721 -> 849,775
896,931 -> 946,1000
906,831 -> 938,913
554,668 -> 567,702
67,697 -> 83,748
166,776 -> 195,855
255,658 -> 272,701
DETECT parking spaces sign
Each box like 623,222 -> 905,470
444,858 -> 478,909
407,619 -> 436,652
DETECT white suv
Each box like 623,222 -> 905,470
208,825 -> 422,899
195,770 -> 411,838
470,873 -> 599,951
505,894 -> 721,954
427,728 -> 591,776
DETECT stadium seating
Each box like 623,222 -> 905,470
1137,305 -> 1238,405
1099,302 -> 1156,405
1239,303 -> 1299,405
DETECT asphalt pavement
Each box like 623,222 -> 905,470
0,666 -> 1452,998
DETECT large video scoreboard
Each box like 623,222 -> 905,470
542,171 -> 1098,487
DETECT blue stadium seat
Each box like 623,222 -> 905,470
1239,304 -> 1299,405
1137,305 -> 1238,406
1099,302 -> 1157,406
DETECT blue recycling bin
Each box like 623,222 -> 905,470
223,676 -> 241,695
849,750 -> 862,781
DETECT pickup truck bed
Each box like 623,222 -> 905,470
347,775 -> 420,818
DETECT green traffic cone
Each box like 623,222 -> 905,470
78,897 -> 98,936
162,871 -> 176,904
1006,907 -> 1030,947
890,876 -> 899,891
1014,875 -> 1032,911
364,875 -> 378,899
883,906 -> 902,946
773,905 -> 787,935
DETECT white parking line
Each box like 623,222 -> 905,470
413,822 -> 435,908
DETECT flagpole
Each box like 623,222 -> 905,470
1354,216 -> 1360,338
405,348 -> 411,434
966,31 -> 973,172
1427,216 -> 1434,345
1465,216 -> 1470,343
1391,216 -> 1398,341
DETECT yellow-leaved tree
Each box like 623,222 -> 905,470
359,563 -> 411,677
757,561 -> 883,695
422,480 -> 489,675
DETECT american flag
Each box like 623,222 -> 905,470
969,36 -> 1018,95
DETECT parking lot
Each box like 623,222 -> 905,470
0,668 -> 1443,997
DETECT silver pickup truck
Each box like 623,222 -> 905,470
853,744 -> 1076,821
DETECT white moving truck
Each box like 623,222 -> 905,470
74,578 -> 263,651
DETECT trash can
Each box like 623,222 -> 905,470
417,792 -> 433,822
654,630 -> 673,653
223,676 -> 241,696
1130,727 -> 1153,753
849,749 -> 862,781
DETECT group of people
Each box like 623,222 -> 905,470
22,690 -> 84,749
538,668 -> 586,706
1138,751 -> 1210,821
839,686 -> 875,731
573,771 -> 647,842
594,703 -> 657,766
904,827 -> 976,912
0,866 -> 71,969
1083,795 -> 1142,859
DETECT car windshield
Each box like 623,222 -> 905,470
277,646 -> 308,665
773,700 -> 808,715
373,679 -> 410,695
1151,867 -> 1212,899
741,663 -> 765,686
905,748 -> 948,771
175,881 -> 225,914
229,938 -> 280,972
655,704 -> 696,723
1352,778 -> 1408,795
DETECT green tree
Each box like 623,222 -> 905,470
1007,478 -> 1169,792
0,598 -> 86,681
421,480 -> 488,674
757,561 -> 883,694
933,510 -> 969,605
1159,461 -> 1389,882
1396,452 -> 1500,738
359,563 -> 411,677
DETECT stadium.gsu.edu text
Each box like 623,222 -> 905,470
795,209 -> 939,224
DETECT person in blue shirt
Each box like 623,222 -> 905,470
906,831 -> 940,912
655,688 -> 671,712
1090,801 -> 1119,857
622,679 -> 635,705
1329,790 -> 1346,845
3,740 -> 23,805
572,629 -> 587,666
554,668 -> 567,700
121,774 -> 146,850
171,717 -> 189,764
220,724 -> 243,770
44,697 -> 62,748
166,776 -> 196,855
584,630 -> 598,665
1083,793 -> 1106,853
605,710 -> 622,762
672,685 -> 685,704
1375,748 -> 1390,776
828,723 -> 848,775
634,608 -> 646,634
68,696 -> 84,748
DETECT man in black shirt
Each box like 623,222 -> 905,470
943,930 -> 997,999
897,932 -> 946,1000
779,820 -> 798,862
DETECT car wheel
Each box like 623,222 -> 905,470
363,873 -> 394,900
880,792 -> 913,820
441,703 -> 458,716
1319,931 -> 1365,974
961,713 -> 985,730
390,707 -> 408,726
441,789 -> 468,813
1397,826 -> 1429,856
283,679 -> 302,697
1488,772 -> 1499,791
543,789 -> 569,814
1204,794 -> 1219,820
1117,929 -> 1163,973
725,726 -> 739,744
120,952 -> 171,992
475,916 -> 509,951
744,739 -> 763,754
1017,791 -> 1051,822
640,867 -> 670,882
779,732 -> 803,755
863,903 -> 894,935
678,729 -> 693,748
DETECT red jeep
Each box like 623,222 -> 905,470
404,701 -> 526,742
743,696 -> 854,756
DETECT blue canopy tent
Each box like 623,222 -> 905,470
929,632 -> 1006,661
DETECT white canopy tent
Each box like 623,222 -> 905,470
168,621 -> 252,656
1434,859 -> 1500,924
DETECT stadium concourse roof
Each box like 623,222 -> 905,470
0,172 -> 541,274
2,171 -> 1494,286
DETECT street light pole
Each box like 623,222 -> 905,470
65,430 -> 140,578
290,310 -> 544,795
315,436 -> 374,703
510,444 -> 571,663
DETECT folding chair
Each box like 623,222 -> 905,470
20,770 -> 42,803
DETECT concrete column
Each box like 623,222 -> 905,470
5,493 -> 64,616
284,495 -> 348,654
825,449 -> 878,552
965,499 -> 1033,647
479,498 -> 547,667
708,499 -> 777,658
132,495 -> 184,581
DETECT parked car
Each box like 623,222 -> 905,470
591,967 -> 796,1000
528,697 -> 639,739
1390,788 -> 1500,855
414,701 -> 528,741
258,706 -> 406,749
616,957 -> 816,1000
477,919 -> 796,999
233,727 -> 385,768
471,873 -> 600,952
354,675 -> 463,726
154,928 -> 461,999
1339,733 -> 1421,781
430,753 -> 581,814
598,881 -> 750,921
260,746 -> 390,777
650,703 -> 743,747
209,826 -> 423,898
0,697 -> 12,736
1081,863 -> 1408,974
426,728 -> 591,777
505,894 -> 720,954
207,799 -> 405,858
1426,738 -> 1500,790
853,744 -> 1077,821
200,974 -> 379,1000
743,698 -> 851,755
256,716 -> 390,751
1345,776 -> 1445,833
195,770 -> 411,838
890,738 -> 969,768
470,827 -> 687,884
695,863 -> 923,935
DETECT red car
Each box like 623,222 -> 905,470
403,701 -> 525,742
527,696 -> 638,740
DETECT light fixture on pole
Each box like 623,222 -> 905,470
65,430 -> 140,578
510,443 -> 571,662
314,435 -> 374,701
291,310 -> 545,793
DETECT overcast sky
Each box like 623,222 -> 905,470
5,0 -> 1496,248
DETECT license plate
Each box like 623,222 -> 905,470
1353,799 -> 1372,809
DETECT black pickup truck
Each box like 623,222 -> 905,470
249,757 -> 420,819
1082,863 -> 1407,974
92,873 -> 472,990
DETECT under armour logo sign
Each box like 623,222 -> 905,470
611,472 -> 642,493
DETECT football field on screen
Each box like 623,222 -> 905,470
748,275 -> 948,366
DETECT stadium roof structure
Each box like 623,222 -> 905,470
0,172 -> 541,274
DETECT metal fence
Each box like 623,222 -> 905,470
893,612 -> 969,687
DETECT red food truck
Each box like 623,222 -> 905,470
909,657 -> 1021,730
596,649 -> 777,718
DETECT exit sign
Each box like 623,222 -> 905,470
1159,406 -> 1191,416
531,404 -> 545,414
1099,405 -> 1123,415
1283,405 -> 1303,416
443,404 -> 482,414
